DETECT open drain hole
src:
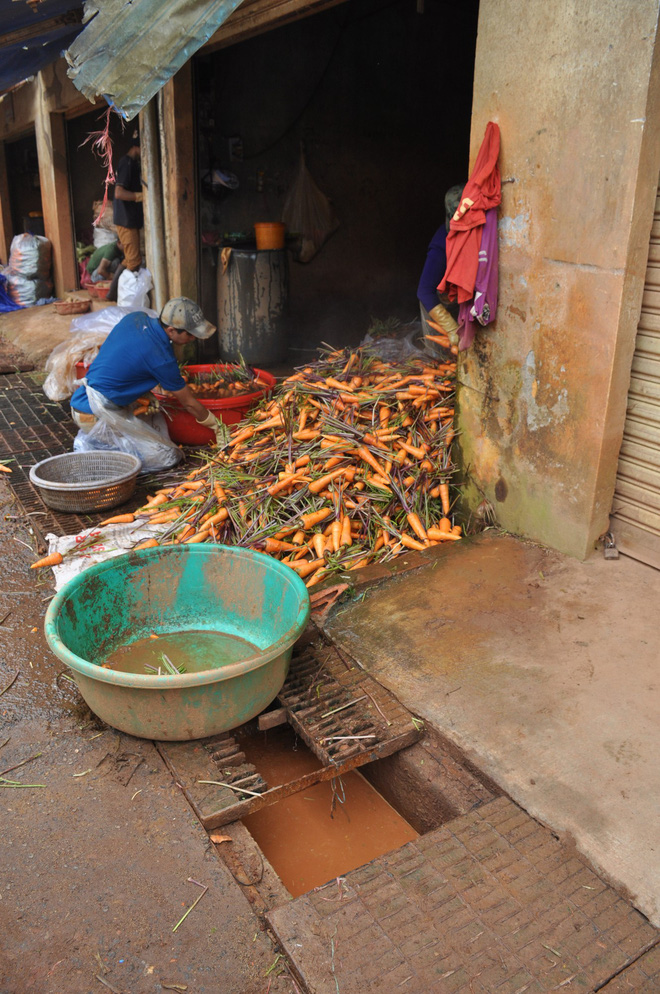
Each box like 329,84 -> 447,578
205,719 -> 499,906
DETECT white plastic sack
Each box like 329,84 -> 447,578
69,304 -> 157,337
5,233 -> 52,280
93,226 -> 117,248
1,273 -> 52,307
45,521 -> 170,590
117,267 -> 153,309
73,384 -> 182,473
43,332 -> 108,401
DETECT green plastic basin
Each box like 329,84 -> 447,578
44,545 -> 310,741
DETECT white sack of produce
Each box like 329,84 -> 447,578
4,233 -> 52,280
2,274 -> 52,307
42,332 -> 109,401
1,233 -> 53,305
117,267 -> 152,309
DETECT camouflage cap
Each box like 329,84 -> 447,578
160,297 -> 216,340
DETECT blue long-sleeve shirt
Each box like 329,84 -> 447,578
417,226 -> 447,313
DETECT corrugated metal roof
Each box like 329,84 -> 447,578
0,0 -> 84,94
64,0 -> 245,121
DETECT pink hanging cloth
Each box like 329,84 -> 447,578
439,122 -> 501,307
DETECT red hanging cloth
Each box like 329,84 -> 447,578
439,121 -> 501,304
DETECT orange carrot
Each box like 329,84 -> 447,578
312,532 -> 326,559
438,517 -> 452,533
98,513 -> 135,526
452,524 -> 462,535
308,467 -> 355,494
356,445 -> 389,479
30,552 -> 63,569
340,516 -> 353,547
439,482 -> 450,515
261,537 -> 299,554
148,510 -> 180,524
300,508 -> 332,530
331,519 -> 342,552
286,558 -> 324,578
0,464 -> 12,473
400,534 -> 427,551
427,528 -> 462,542
397,440 -> 426,460
133,538 -> 159,551
406,512 -> 428,542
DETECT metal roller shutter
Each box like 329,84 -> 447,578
611,182 -> 660,568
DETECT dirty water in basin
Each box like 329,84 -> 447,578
102,630 -> 261,674
237,725 -> 418,897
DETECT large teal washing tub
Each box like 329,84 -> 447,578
44,545 -> 310,741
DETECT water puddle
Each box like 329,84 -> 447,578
102,630 -> 260,674
237,725 -> 418,897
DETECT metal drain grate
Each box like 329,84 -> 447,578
158,627 -> 420,830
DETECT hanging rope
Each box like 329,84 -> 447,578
80,106 -> 120,227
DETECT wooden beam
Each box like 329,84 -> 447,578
35,79 -> 77,296
0,10 -> 82,50
0,142 -> 14,263
160,64 -> 198,301
202,0 -> 348,53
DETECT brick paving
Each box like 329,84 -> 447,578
598,943 -> 660,993
268,797 -> 658,994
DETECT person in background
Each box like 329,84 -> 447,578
417,184 -> 465,347
86,239 -> 123,282
112,129 -> 143,275
70,297 -> 226,444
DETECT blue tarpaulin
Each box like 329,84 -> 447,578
0,0 -> 84,95
64,0 -> 245,121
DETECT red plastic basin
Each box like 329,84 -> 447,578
154,364 -> 276,445
75,361 -> 89,379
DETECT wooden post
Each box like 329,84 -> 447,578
35,79 -> 77,296
139,100 -> 169,312
0,142 -> 13,263
160,64 -> 198,301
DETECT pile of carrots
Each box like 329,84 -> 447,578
31,345 -> 462,583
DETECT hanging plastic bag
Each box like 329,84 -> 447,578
43,332 -> 109,401
117,267 -> 153,309
73,384 -> 182,473
282,149 -> 339,263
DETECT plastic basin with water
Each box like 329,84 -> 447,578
44,545 -> 310,741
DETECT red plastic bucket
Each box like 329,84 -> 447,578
153,364 -> 276,445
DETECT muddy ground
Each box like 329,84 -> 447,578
0,480 -> 300,994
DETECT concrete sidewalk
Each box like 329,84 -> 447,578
325,533 -> 660,927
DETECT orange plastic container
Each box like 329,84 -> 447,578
153,364 -> 276,445
254,222 -> 285,250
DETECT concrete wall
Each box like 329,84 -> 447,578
460,0 -> 660,559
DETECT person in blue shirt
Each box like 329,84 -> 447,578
70,297 -> 224,443
417,184 -> 464,347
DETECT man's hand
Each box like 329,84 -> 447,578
134,192 -> 143,203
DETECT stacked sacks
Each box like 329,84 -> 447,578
1,234 -> 53,307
